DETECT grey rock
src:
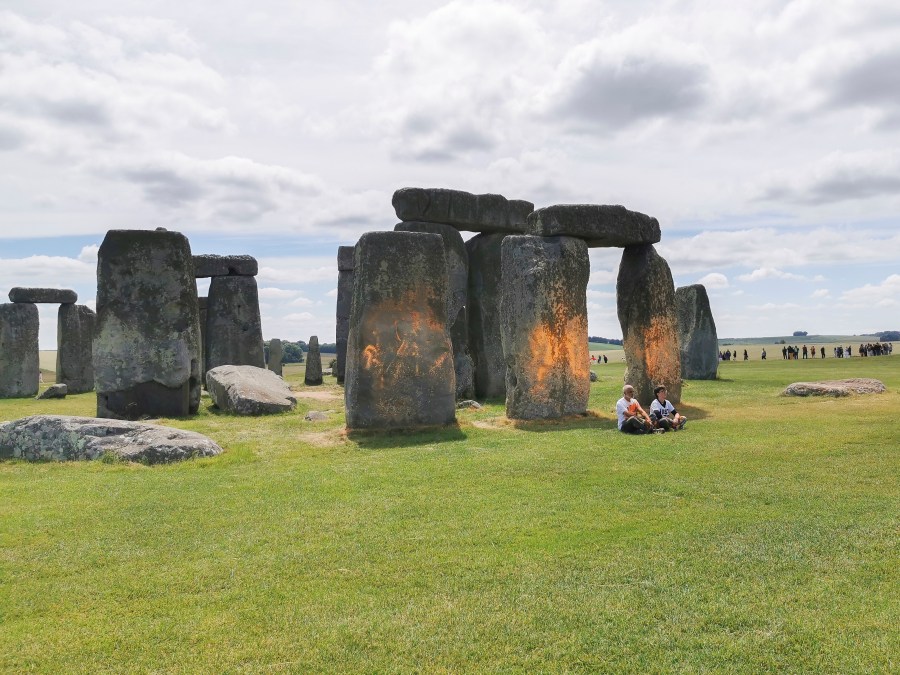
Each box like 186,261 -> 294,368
56,304 -> 95,393
205,276 -> 265,372
305,410 -> 328,421
198,296 -> 208,387
335,245 -> 355,384
94,229 -> 202,419
526,205 -> 661,248
337,245 -> 355,272
304,336 -> 323,386
500,236 -> 591,419
193,254 -> 258,278
206,365 -> 297,415
392,187 -> 533,234
0,415 -> 223,463
617,244 -> 682,407
783,378 -> 886,397
36,384 -> 67,399
590,371 -> 598,382
0,302 -> 40,398
267,338 -> 283,376
466,233 -> 507,399
455,399 -> 483,410
395,221 -> 473,398
675,284 -> 718,380
345,231 -> 456,429
9,287 -> 78,304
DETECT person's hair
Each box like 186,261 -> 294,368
622,384 -> 634,394
654,385 -> 666,396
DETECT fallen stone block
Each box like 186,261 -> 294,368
782,378 -> 886,397
206,365 -> 297,415
36,384 -> 67,399
0,415 -> 223,463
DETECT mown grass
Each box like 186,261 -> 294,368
1,357 -> 898,673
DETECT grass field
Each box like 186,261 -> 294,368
2,355 -> 898,672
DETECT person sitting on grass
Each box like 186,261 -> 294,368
649,385 -> 687,431
616,384 -> 653,434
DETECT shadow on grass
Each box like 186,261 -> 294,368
346,422 -> 467,449
509,410 -> 617,433
674,404 -> 710,421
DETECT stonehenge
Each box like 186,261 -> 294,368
94,229 -> 202,419
526,205 -> 661,248
204,275 -> 265,372
466,233 -> 507,399
675,284 -> 718,380
500,236 -> 591,419
344,231 -> 456,429
0,287 -> 91,398
392,187 -> 533,234
617,244 -> 682,407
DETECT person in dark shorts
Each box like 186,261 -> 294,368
649,386 -> 687,431
616,384 -> 652,434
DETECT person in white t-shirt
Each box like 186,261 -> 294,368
649,385 -> 686,431
615,384 -> 652,434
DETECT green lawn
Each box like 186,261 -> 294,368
1,356 -> 898,672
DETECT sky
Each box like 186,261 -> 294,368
1,0 -> 899,348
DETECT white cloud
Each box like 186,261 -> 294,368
697,272 -> 729,288
738,267 -> 805,282
836,274 -> 900,308
811,288 -> 830,298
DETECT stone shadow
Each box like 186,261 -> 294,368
347,423 -> 466,449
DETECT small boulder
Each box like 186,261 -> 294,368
783,378 -> 886,397
0,415 -> 223,463
304,410 -> 328,421
206,365 -> 297,415
589,371 -> 598,382
36,384 -> 68,399
456,399 -> 483,410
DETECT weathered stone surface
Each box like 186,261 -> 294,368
305,410 -> 328,421
206,365 -> 296,415
94,229 -> 202,419
335,245 -> 355,384
205,276 -> 265,372
526,205 -> 661,248
193,254 -> 258,278
267,338 -> 283,376
304,335 -> 323,386
9,287 -> 78,304
36,384 -> 67,399
783,378 -> 886,397
456,399 -> 483,410
675,284 -> 718,380
466,233 -> 507,399
617,244 -> 682,407
0,302 -> 40,398
500,236 -> 590,419
395,221 -> 474,398
337,245 -> 355,272
590,371 -> 598,382
0,415 -> 223,463
56,304 -> 95,393
392,187 -> 533,234
345,231 -> 456,429
198,296 -> 208,388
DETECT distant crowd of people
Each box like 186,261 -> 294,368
717,343 -> 893,361
590,354 -> 609,363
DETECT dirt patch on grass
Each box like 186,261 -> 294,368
298,429 -> 346,447
292,389 -> 342,401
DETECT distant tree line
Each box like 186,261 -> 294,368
792,330 -> 808,336
588,336 -> 623,345
264,340 -> 339,364
876,330 -> 900,341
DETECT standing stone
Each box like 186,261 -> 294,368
466,233 -> 507,399
395,221 -> 474,399
205,276 -> 265,372
335,245 -> 355,385
94,229 -> 201,419
0,303 -> 40,398
500,236 -> 590,419
304,336 -> 323,386
198,297 -> 208,388
268,338 -> 283,376
617,244 -> 682,407
345,231 -> 456,429
675,284 -> 718,380
56,304 -> 95,394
